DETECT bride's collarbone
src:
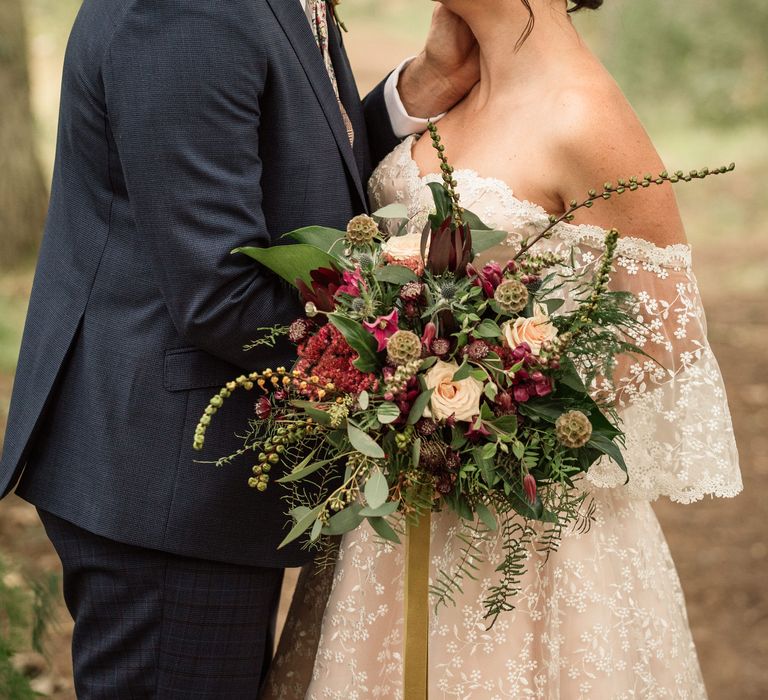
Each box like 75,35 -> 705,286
411,129 -> 564,216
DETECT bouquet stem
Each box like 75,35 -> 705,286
404,511 -> 431,699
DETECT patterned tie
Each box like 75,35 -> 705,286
306,0 -> 355,147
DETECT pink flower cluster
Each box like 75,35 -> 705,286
492,341 -> 553,411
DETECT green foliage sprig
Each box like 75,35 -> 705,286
427,121 -> 464,226
515,163 -> 736,260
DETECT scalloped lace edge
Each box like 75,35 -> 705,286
391,135 -> 693,270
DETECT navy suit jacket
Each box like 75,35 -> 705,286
0,0 -> 400,567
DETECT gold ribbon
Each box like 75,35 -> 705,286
404,510 -> 431,699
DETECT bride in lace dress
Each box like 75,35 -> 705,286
265,1 -> 741,698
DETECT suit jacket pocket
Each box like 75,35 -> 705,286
163,347 -> 242,392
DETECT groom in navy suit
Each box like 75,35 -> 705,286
0,0 -> 477,696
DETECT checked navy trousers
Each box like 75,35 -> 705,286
39,510 -> 285,699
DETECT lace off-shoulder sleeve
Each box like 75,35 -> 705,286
570,233 -> 742,503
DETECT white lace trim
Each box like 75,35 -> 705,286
376,135 -> 692,270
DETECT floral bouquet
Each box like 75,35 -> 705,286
192,124 -> 733,630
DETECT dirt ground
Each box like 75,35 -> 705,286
1,18 -> 767,700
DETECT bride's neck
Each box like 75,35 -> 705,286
456,0 -> 584,108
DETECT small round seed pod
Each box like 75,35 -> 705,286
387,330 -> 422,365
346,214 -> 379,245
555,410 -> 593,449
494,279 -> 529,314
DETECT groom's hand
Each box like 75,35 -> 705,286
398,6 -> 479,118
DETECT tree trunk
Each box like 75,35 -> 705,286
0,0 -> 48,270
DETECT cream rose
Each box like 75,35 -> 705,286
424,360 -> 484,422
502,308 -> 558,355
381,233 -> 425,261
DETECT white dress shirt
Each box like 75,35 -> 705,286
298,0 -> 442,139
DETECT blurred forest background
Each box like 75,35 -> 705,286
1,0 -> 766,697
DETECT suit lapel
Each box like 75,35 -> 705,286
264,0 -> 367,209
327,13 -> 368,178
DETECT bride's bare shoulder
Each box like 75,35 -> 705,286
547,76 -> 686,246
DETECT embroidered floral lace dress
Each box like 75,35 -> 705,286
264,136 -> 741,700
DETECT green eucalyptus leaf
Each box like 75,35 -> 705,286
360,501 -> 399,518
310,518 -> 323,542
277,454 -> 333,483
374,265 -> 419,285
358,391 -> 370,410
373,203 -> 409,220
347,423 -> 385,459
471,230 -> 508,254
368,516 -> 402,543
322,504 -> 365,536
377,402 -> 401,425
278,503 -> 325,549
364,467 -> 389,510
289,505 -> 311,520
407,389 -> 434,425
233,244 -> 338,287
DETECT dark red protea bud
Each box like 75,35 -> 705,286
295,266 -> 343,313
255,397 -> 271,420
466,340 -> 489,361
400,281 -> 425,304
425,218 -> 472,278
523,473 -> 537,504
288,318 -> 312,345
431,338 -> 451,358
